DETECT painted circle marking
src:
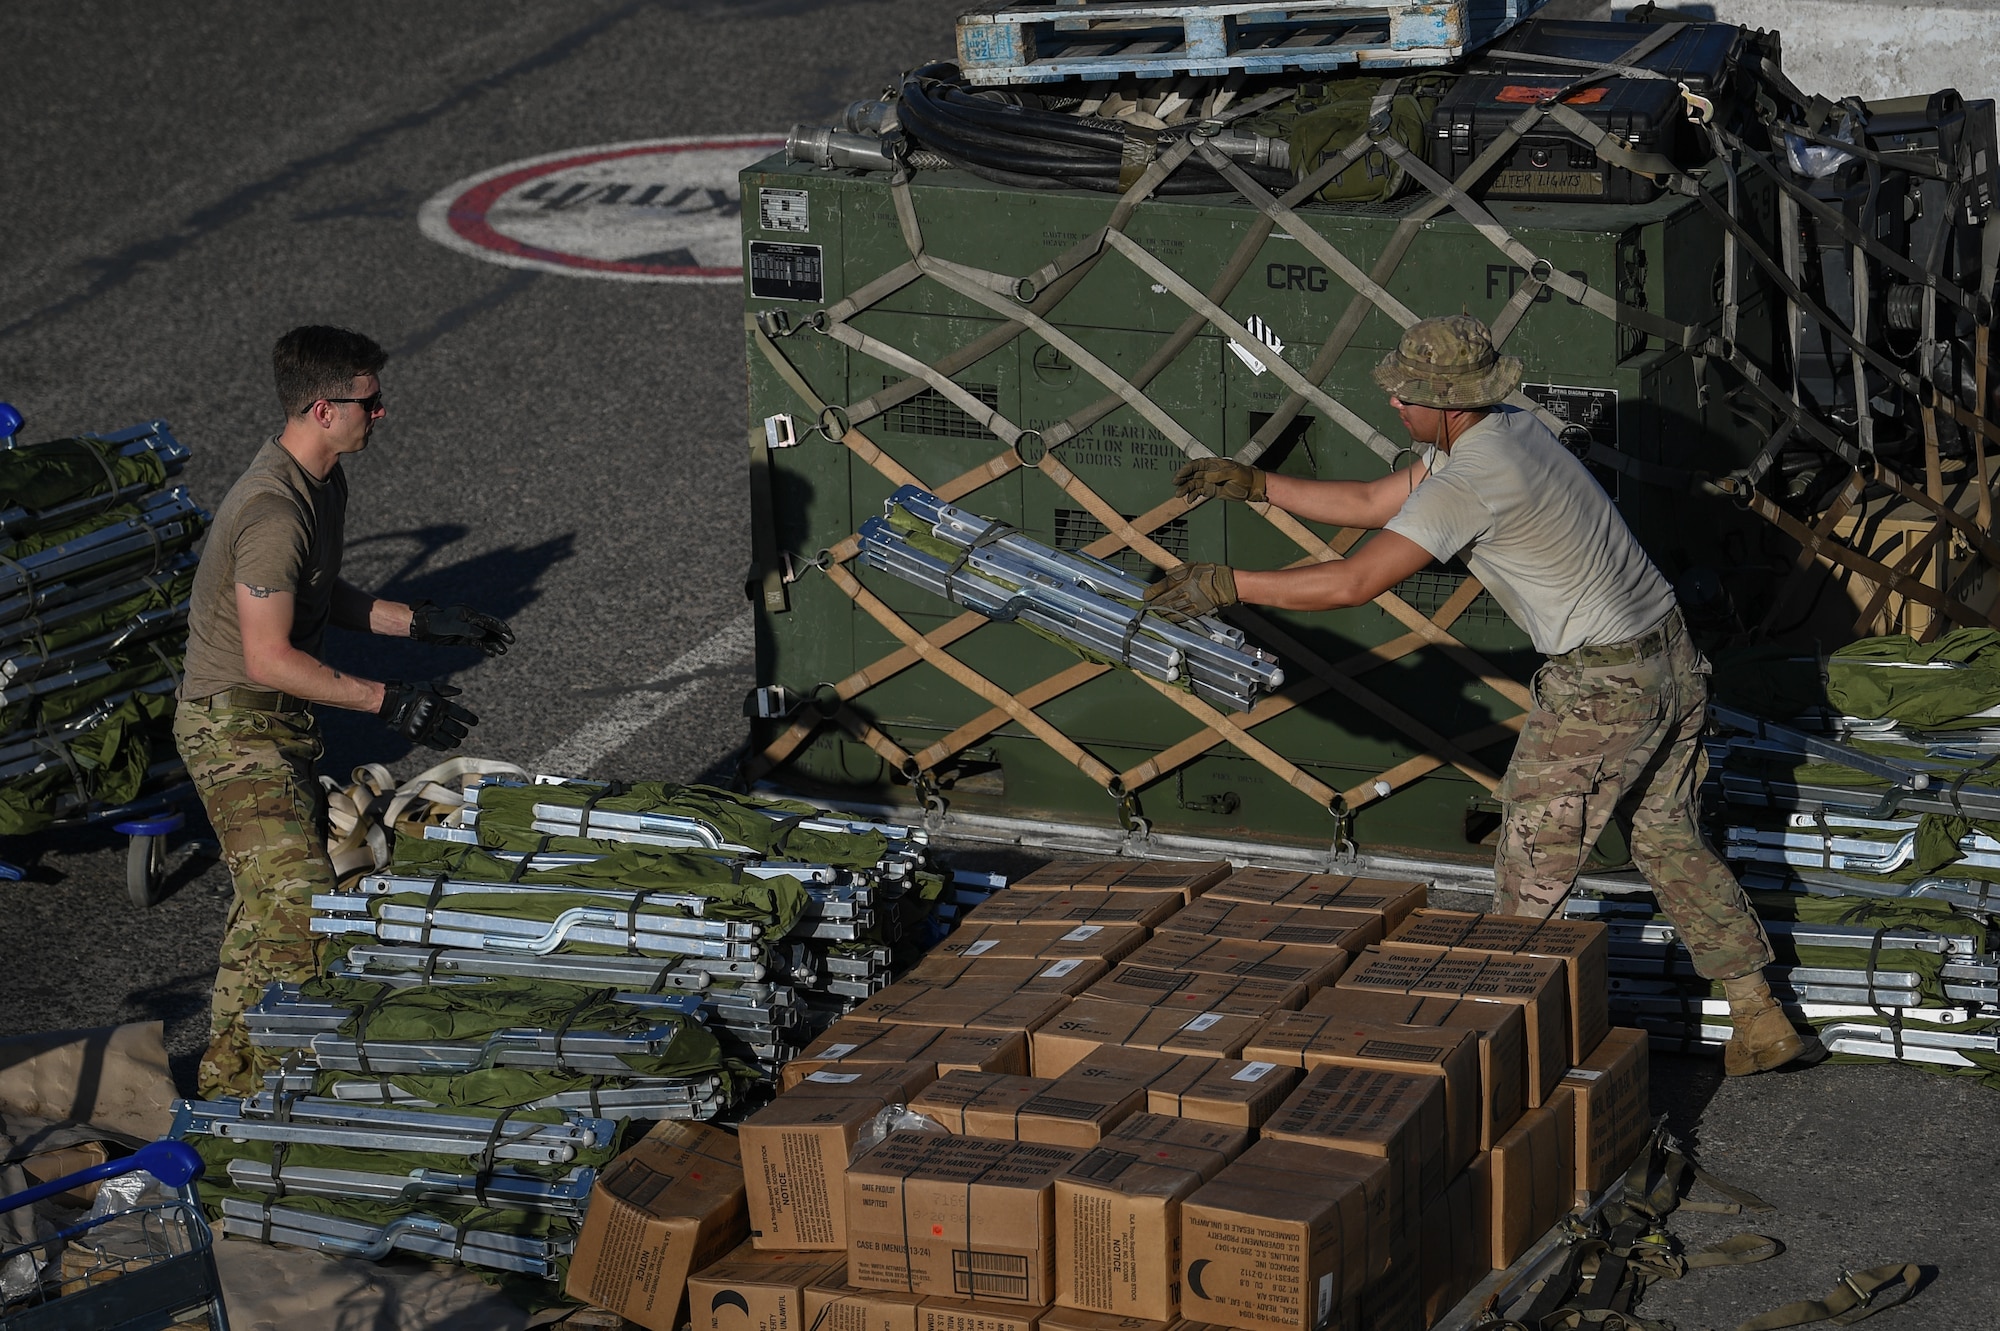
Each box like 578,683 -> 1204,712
418,135 -> 784,283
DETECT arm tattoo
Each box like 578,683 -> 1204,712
243,584 -> 275,598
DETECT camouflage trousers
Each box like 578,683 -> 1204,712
173,697 -> 331,1098
1493,610 -> 1774,981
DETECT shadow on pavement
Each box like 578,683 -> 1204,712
316,525 -> 576,774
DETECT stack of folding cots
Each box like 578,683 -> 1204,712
658,859 -> 1658,1331
320,775 -> 942,1073
0,421 -> 204,834
173,949 -> 732,1276
1707,695 -> 2000,914
860,486 -> 1285,713
1671,647 -> 2000,1071
1562,890 -> 1999,1074
171,1090 -> 620,1279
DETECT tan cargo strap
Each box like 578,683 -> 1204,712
1729,1264 -> 1923,1331
744,51 -> 1996,827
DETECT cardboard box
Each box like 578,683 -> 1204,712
1178,1149 -> 1378,1331
784,1020 -> 946,1090
787,1060 -> 939,1105
1420,1170 -> 1484,1327
1359,1231 -> 1422,1331
910,1071 -> 1050,1136
1084,966 -> 1305,1017
1558,1027 -> 1650,1195
967,891 -> 1183,930
1261,1065 -> 1449,1219
1381,911 -> 1610,1064
1032,998 -> 1263,1078
852,982 -> 1072,1036
1017,1046 -> 1182,1146
1470,1098 -> 1573,1270
567,1121 -> 749,1331
1334,948 -> 1568,1108
1157,901 -> 1384,955
19,1139 -> 110,1207
925,1029 -> 1035,1078
920,1050 -> 1177,1145
807,1281 -> 928,1331
920,1298 -> 1051,1331
1105,1112 -> 1253,1160
1106,860 -> 1232,901
1231,1140 -> 1397,1279
1146,1056 -> 1300,1130
1053,1116 -> 1243,1319
1038,1311 -> 1177,1331
911,956 -> 1110,998
935,922 -> 1151,967
1543,1087 -> 1579,1207
1121,936 -> 1348,991
1012,860 -> 1141,892
1206,871 -> 1426,931
1241,1015 -> 1480,1176
742,1091 -> 896,1250
1301,989 -> 1526,1152
847,1134 -> 1087,1305
792,1019 -> 1033,1083
689,1243 -> 848,1331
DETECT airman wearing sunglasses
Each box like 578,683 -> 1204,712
175,324 -> 514,1096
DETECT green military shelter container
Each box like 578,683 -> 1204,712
738,150 -> 1777,862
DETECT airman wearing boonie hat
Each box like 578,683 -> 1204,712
1147,314 -> 1820,1078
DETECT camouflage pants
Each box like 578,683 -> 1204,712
1492,611 -> 1774,980
173,698 -> 331,1098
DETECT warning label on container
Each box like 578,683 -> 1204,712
760,187 -> 811,233
419,134 -> 783,282
1523,382 -> 1620,497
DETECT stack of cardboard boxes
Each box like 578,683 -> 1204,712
566,863 -> 1654,1331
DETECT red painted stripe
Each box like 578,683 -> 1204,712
445,139 -> 783,277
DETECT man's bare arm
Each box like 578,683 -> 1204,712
331,578 -> 416,637
1232,530 -> 1436,612
238,583 -> 387,711
1261,464 -> 1430,531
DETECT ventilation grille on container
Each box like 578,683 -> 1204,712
1052,507 -> 1189,574
882,378 -> 999,439
1391,570 -> 1509,626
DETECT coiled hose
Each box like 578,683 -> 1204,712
894,65 -> 1292,196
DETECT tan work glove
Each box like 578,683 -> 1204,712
1144,563 -> 1238,623
1174,457 -> 1266,504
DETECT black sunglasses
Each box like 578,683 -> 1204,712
321,391 -> 383,413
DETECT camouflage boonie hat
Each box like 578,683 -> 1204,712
1371,315 -> 1522,409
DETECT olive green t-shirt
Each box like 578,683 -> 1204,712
179,438 -> 348,700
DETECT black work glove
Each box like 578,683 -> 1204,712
1144,563 -> 1239,623
1174,457 -> 1266,504
411,601 -> 515,657
379,680 -> 477,750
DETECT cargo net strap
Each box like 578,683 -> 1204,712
746,56 -> 1997,825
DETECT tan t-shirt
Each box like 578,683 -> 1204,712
1383,407 -> 1675,655
180,438 -> 348,700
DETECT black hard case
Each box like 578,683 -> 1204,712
1428,20 -> 1743,205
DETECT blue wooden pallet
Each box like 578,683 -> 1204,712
956,0 -> 1548,85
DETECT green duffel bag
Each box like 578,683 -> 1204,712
1245,74 -> 1452,204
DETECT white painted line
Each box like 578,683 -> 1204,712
534,610 -> 754,774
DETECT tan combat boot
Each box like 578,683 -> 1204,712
1720,973 -> 1819,1075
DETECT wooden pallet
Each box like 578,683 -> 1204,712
956,0 -> 1547,85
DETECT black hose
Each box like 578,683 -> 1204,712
898,86 -> 1112,164
894,69 -> 1290,195
933,87 -> 1130,152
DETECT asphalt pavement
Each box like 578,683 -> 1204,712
0,3 -> 1992,1327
